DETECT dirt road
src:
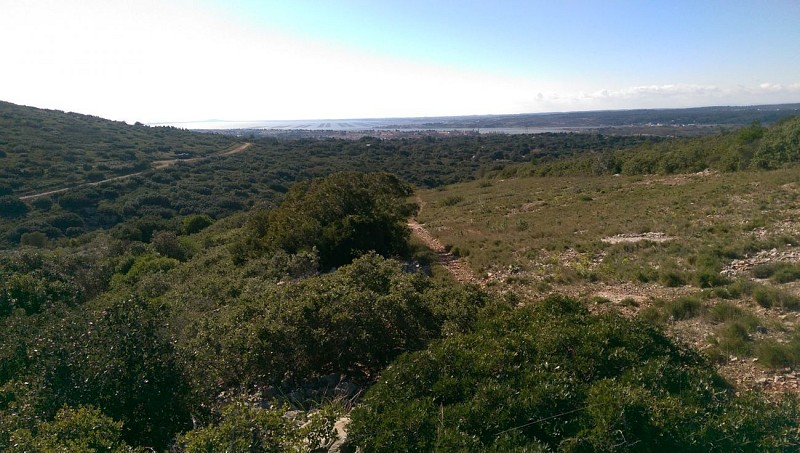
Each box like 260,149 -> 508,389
19,142 -> 252,200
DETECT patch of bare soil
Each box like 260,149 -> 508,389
151,157 -> 204,169
633,169 -> 719,186
219,142 -> 253,156
601,232 -> 676,244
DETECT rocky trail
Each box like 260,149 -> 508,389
409,195 -> 481,286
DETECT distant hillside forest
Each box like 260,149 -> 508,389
2,102 -> 800,451
507,116 -> 800,177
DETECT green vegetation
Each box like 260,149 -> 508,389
497,116 -> 800,177
2,102 -> 800,451
245,172 -> 415,268
0,100 -> 235,195
752,262 -> 800,283
176,400 -> 340,452
349,296 -> 799,451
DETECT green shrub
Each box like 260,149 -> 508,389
714,321 -> 754,357
638,306 -> 667,325
8,406 -> 130,453
753,285 -> 800,310
0,297 -> 191,449
182,214 -> 214,235
258,172 -> 416,268
1,273 -> 81,317
151,230 -> 186,261
711,279 -> 754,299
664,296 -> 704,320
753,262 -> 800,284
659,269 -> 686,287
178,254 -> 492,399
706,301 -> 759,327
0,196 -> 29,219
441,195 -> 464,206
177,400 -> 339,453
695,270 -> 730,288
756,336 -> 800,368
19,232 -> 48,248
125,253 -> 180,283
694,251 -> 730,288
349,296 -> 796,451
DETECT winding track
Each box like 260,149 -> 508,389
19,142 -> 252,201
408,194 -> 481,286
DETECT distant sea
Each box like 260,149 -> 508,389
147,119 -> 576,134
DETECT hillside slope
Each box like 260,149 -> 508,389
0,101 -> 235,195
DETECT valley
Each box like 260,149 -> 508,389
1,101 -> 800,451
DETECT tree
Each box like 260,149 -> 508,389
0,196 -> 29,219
258,172 -> 417,268
182,214 -> 213,235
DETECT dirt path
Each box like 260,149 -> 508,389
409,195 -> 481,286
19,142 -> 252,200
219,142 -> 252,156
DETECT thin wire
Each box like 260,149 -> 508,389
495,406 -> 588,437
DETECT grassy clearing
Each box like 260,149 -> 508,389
417,169 -> 800,286
416,168 -> 800,377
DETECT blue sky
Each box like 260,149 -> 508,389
1,0 -> 799,122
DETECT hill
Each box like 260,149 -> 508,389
0,101 -> 236,196
0,101 -> 657,249
2,103 -> 800,450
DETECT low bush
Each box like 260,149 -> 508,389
7,406 -> 130,452
664,296 -> 704,320
753,284 -> 800,310
752,262 -> 800,284
441,195 -> 464,206
706,301 -> 759,326
176,399 -> 339,453
177,253 -> 492,400
756,335 -> 800,368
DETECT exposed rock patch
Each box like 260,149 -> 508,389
601,232 -> 676,244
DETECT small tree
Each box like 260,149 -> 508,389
0,196 -> 29,218
260,172 -> 416,268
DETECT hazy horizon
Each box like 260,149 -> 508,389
2,1 -> 799,124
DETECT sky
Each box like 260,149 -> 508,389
1,0 -> 799,123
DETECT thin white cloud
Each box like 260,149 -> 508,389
520,82 -> 800,112
1,1 -> 799,122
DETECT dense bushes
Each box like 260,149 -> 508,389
177,253 -> 491,399
0,297 -> 191,449
247,172 -> 417,268
349,296 -> 799,451
175,399 -> 340,452
7,406 -> 131,452
515,116 -> 800,178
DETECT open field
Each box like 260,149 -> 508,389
415,168 -> 800,392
